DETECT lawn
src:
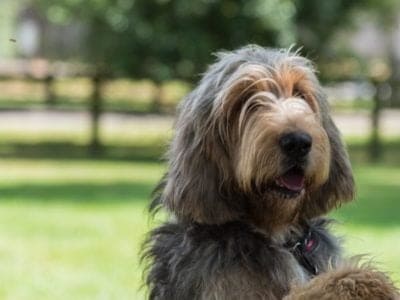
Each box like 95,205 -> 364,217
0,159 -> 165,300
0,158 -> 399,300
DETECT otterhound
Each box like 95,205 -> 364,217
143,45 -> 398,299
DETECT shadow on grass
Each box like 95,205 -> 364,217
1,139 -> 400,164
0,142 -> 166,162
348,140 -> 400,165
1,140 -> 399,229
334,182 -> 400,228
0,181 -> 154,204
3,180 -> 398,228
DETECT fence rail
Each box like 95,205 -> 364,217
0,58 -> 394,160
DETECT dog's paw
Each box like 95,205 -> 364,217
284,265 -> 399,300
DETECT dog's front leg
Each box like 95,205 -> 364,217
284,264 -> 399,300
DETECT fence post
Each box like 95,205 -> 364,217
151,81 -> 164,113
369,80 -> 382,162
89,72 -> 103,155
44,74 -> 55,106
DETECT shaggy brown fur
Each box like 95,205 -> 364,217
285,263 -> 399,300
143,45 -> 398,299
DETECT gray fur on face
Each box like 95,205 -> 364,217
154,44 -> 354,225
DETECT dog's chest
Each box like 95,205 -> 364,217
197,222 -> 328,287
147,220 -> 340,299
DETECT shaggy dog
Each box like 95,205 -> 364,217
143,45 -> 398,299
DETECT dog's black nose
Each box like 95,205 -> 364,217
279,131 -> 312,158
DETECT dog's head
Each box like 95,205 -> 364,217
158,45 -> 354,231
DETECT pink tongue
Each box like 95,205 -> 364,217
280,172 -> 305,192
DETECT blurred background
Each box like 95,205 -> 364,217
0,0 -> 399,299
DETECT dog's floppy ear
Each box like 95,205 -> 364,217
159,87 -> 241,224
304,91 -> 355,217
155,50 -> 248,224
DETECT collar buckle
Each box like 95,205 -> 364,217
286,228 -> 319,276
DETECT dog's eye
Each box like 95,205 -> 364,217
293,88 -> 306,99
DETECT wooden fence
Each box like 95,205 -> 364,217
0,58 -> 395,160
0,58 -> 186,155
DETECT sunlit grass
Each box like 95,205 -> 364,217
335,225 -> 400,284
332,164 -> 400,284
0,158 -> 399,299
0,159 -> 165,299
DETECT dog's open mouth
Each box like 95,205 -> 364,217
270,167 -> 305,198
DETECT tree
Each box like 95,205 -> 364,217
35,0 -> 295,152
35,0 -> 399,81
34,0 -> 400,158
36,0 -> 296,81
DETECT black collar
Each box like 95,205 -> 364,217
284,228 -> 319,276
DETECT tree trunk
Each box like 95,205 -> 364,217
89,72 -> 103,156
151,82 -> 163,113
44,75 -> 55,107
369,82 -> 382,162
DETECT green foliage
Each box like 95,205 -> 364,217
35,0 -> 296,81
294,0 -> 362,55
34,0 -> 400,82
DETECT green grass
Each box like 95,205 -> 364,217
0,158 -> 399,299
332,165 -> 400,284
0,159 -> 165,300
